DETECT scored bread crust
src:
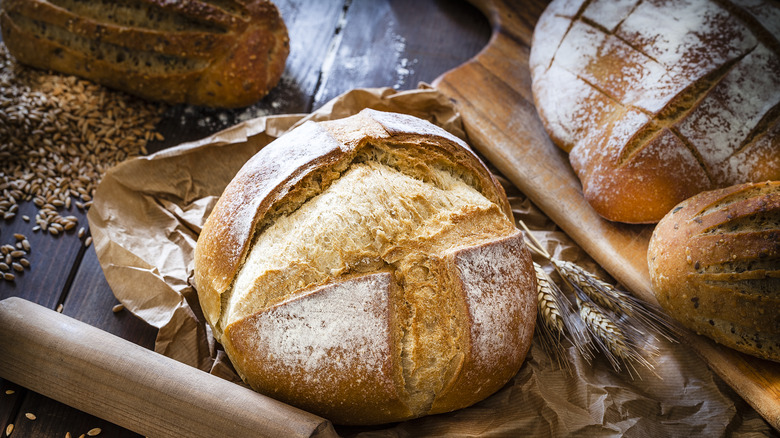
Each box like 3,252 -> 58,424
529,0 -> 780,223
648,181 -> 780,362
0,0 -> 289,108
194,109 -> 536,425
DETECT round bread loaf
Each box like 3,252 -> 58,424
194,109 -> 537,425
648,181 -> 780,362
529,0 -> 780,224
0,0 -> 289,108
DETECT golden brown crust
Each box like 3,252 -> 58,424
194,109 -> 536,425
193,121 -> 345,328
223,272 -> 413,425
427,231 -> 536,415
194,109 -> 513,330
648,181 -> 780,362
0,0 -> 289,107
530,0 -> 780,223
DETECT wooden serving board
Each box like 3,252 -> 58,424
432,0 -> 780,431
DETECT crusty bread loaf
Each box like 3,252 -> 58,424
529,0 -> 780,224
193,109 -> 537,425
648,181 -> 780,362
0,0 -> 289,108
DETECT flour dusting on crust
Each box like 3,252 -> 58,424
454,232 -> 535,369
530,0 -> 780,223
239,273 -> 394,385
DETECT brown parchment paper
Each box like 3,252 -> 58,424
88,86 -> 774,437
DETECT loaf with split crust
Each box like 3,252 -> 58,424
193,109 -> 537,425
530,0 -> 780,223
0,0 -> 289,108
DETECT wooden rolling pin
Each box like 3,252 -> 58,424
0,297 -> 337,438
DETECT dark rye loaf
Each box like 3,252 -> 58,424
0,0 -> 289,108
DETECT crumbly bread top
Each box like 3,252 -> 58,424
194,110 -> 534,424
223,148 -> 516,414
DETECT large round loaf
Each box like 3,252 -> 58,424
0,0 -> 289,108
193,109 -> 537,425
648,181 -> 780,362
529,0 -> 780,223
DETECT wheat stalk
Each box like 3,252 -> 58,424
519,220 -> 676,376
535,262 -> 565,333
535,265 -> 569,371
551,258 -> 679,344
577,296 -> 631,361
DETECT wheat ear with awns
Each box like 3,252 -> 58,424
520,221 -> 678,376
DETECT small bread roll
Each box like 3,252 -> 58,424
648,181 -> 780,362
194,109 -> 537,425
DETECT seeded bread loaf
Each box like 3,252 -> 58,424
648,181 -> 780,362
193,109 -> 537,425
0,0 -> 289,108
529,0 -> 780,224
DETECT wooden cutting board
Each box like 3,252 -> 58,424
433,0 -> 780,431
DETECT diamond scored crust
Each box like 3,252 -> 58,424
530,0 -> 780,222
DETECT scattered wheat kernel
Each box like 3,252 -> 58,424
56,303 -> 64,313
22,215 -> 30,222
3,273 -> 14,281
66,433 -> 71,438
24,413 -> 35,421
84,237 -> 92,247
4,390 -> 13,395
87,428 -> 101,436
5,423 -> 12,436
112,303 -> 124,313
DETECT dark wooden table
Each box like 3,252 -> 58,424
0,1 -> 491,436
3,0 -> 777,436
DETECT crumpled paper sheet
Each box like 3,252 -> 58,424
88,86 -> 774,436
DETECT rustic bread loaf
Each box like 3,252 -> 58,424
193,109 -> 537,425
648,181 -> 780,362
529,0 -> 780,224
0,0 -> 289,108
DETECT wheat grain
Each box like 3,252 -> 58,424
0,41 -> 165,246
577,297 -> 631,361
535,263 -> 565,333
552,258 -> 679,343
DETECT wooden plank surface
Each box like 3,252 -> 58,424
434,0 -> 780,431
0,0 -> 491,435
